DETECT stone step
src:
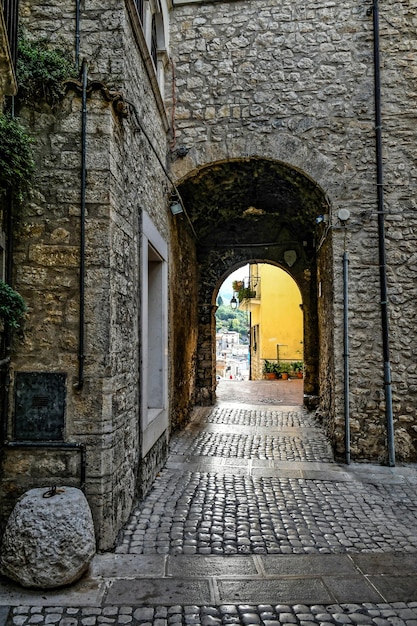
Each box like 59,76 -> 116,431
1,553 -> 416,607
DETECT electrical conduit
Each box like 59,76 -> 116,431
371,0 -> 395,466
76,58 -> 87,391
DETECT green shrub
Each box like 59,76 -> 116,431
263,360 -> 276,374
0,113 -> 34,200
16,34 -> 74,108
0,281 -> 27,331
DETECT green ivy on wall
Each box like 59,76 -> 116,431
16,34 -> 75,108
0,280 -> 27,331
0,113 -> 34,201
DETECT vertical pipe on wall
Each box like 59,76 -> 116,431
76,58 -> 87,391
249,312 -> 252,381
343,251 -> 350,464
75,0 -> 81,71
1,194 -> 13,442
371,0 -> 395,466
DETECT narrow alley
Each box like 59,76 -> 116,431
1,380 -> 417,624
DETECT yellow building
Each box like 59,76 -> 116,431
238,264 -> 303,380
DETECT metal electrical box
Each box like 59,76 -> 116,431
14,372 -> 66,441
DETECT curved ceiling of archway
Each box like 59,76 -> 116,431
177,158 -> 328,248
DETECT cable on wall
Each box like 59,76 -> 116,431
125,99 -> 198,239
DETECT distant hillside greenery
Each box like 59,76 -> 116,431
216,303 -> 249,343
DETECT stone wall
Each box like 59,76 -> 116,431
0,0 -> 191,549
168,0 -> 417,461
169,214 -> 199,431
316,231 -> 336,449
2,0 -> 416,554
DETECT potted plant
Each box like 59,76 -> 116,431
291,361 -> 304,378
232,280 -> 244,292
263,360 -> 276,380
272,362 -> 282,378
238,287 -> 256,302
280,363 -> 291,380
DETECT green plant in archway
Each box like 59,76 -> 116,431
0,281 -> 27,331
0,113 -> 34,201
16,34 -> 75,108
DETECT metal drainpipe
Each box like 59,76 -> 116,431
343,250 -> 350,464
75,0 -> 81,71
249,312 -> 252,381
76,59 -> 87,391
370,0 -> 395,466
1,194 -> 14,442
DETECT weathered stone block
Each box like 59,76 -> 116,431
0,487 -> 96,588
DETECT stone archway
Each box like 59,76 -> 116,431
175,157 -> 332,409
217,261 -> 306,384
197,248 -> 317,406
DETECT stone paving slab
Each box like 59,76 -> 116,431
167,555 -> 259,577
0,575 -> 105,607
4,553 -> 416,607
216,578 -> 334,604
215,379 -> 304,405
166,458 -> 416,485
367,577 -> 417,602
321,577 -> 383,604
259,555 -> 359,576
166,457 -> 344,479
90,555 -> 166,579
105,578 -> 212,605
344,467 -> 415,485
3,553 -> 406,607
350,553 -> 417,575
0,553 -> 406,608
98,562 -> 417,605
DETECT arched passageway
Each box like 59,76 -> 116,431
176,157 -> 333,411
216,263 -> 303,382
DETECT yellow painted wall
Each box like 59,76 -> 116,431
241,264 -> 303,378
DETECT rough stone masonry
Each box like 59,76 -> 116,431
167,0 -> 417,462
1,0 -> 416,556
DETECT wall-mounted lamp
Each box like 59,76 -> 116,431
170,200 -> 183,215
337,208 -> 350,221
175,145 -> 189,158
230,295 -> 238,310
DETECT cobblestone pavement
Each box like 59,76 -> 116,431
115,471 -> 417,555
2,381 -> 417,624
115,400 -> 417,556
8,602 -> 417,626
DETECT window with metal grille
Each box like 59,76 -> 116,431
151,13 -> 157,68
134,0 -> 144,24
2,0 -> 19,69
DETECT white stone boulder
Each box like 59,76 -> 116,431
0,486 -> 96,588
